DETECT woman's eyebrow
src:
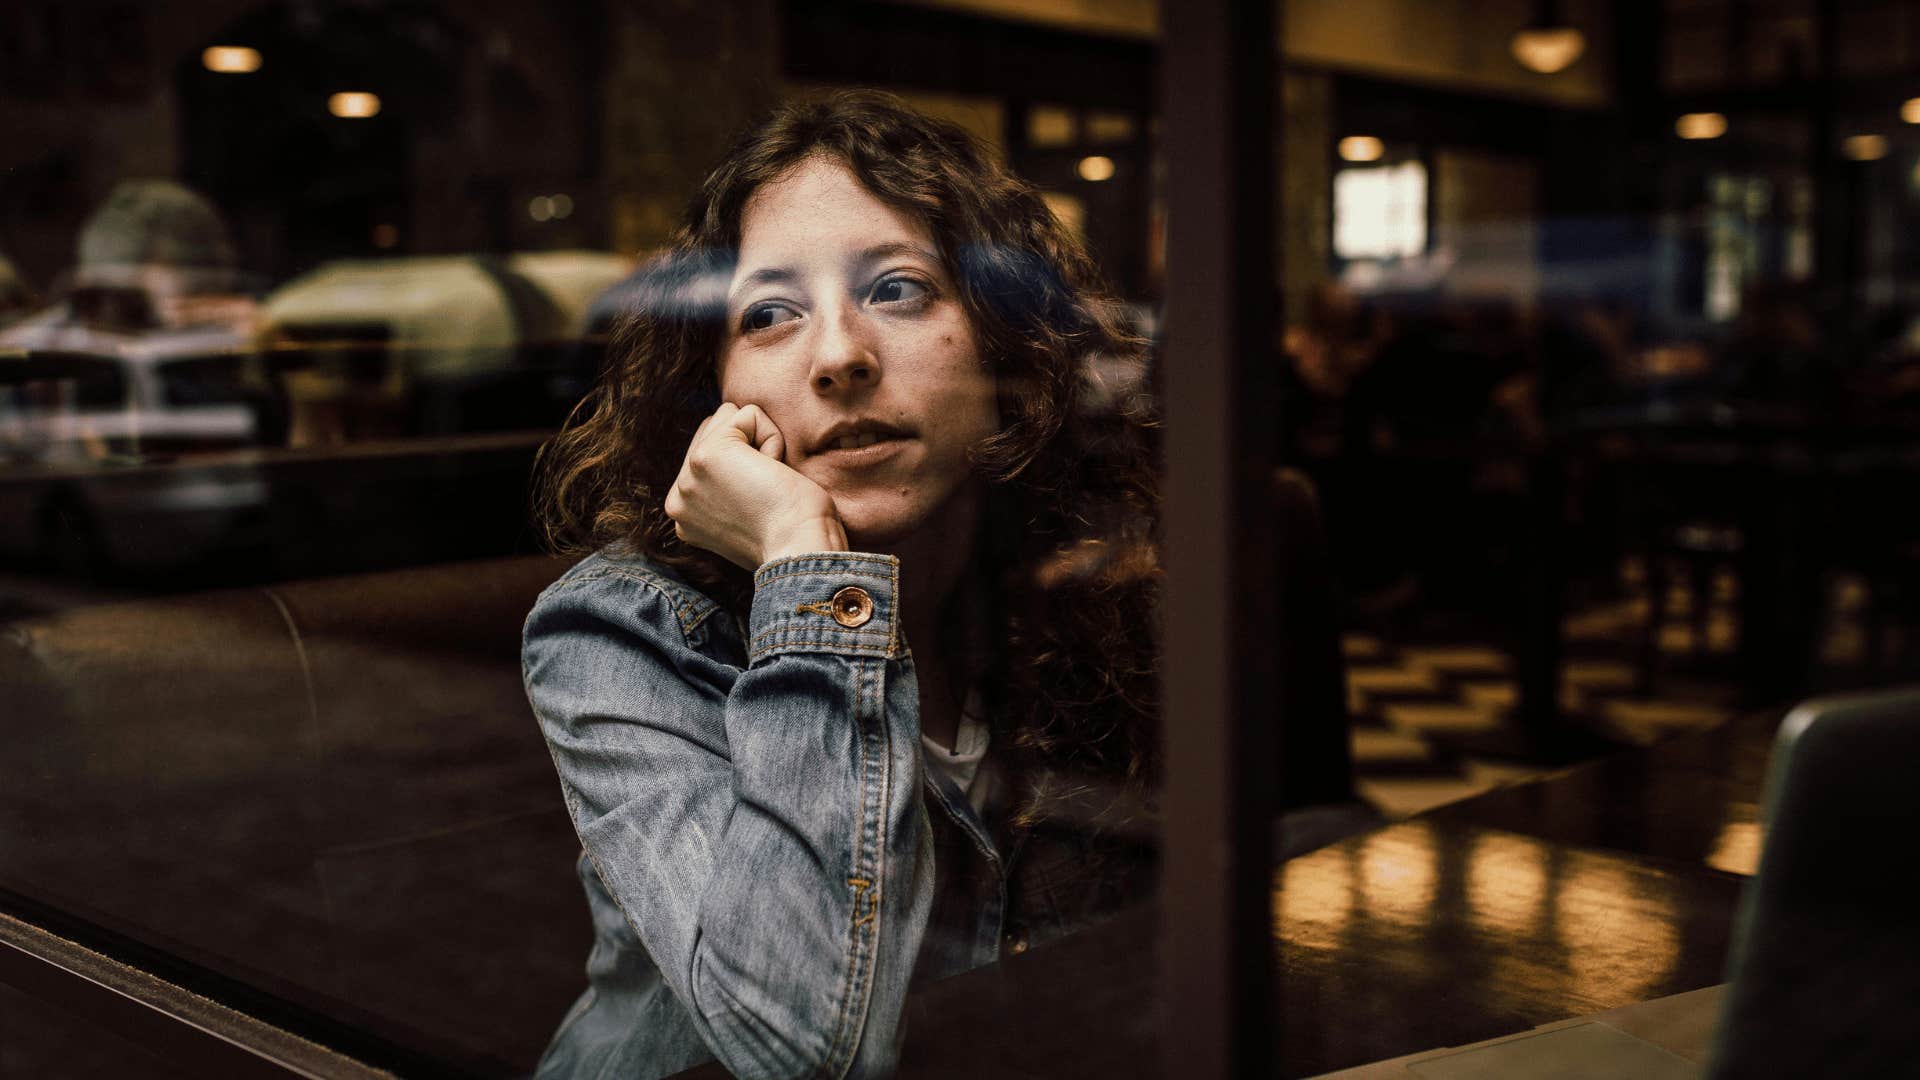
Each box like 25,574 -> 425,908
853,241 -> 938,271
728,265 -> 797,308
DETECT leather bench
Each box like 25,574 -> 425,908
1,554 -> 584,1073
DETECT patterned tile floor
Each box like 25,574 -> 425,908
1348,561 -> 1779,818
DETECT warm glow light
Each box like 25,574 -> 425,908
1706,821 -> 1765,877
1028,106 -> 1076,148
1076,155 -> 1115,182
1904,98 -> 1920,125
1555,857 -> 1679,1002
1465,833 -> 1549,935
1510,26 -> 1586,74
1086,111 -> 1136,144
1041,192 -> 1086,240
328,92 -> 381,119
1338,136 -> 1384,163
1675,112 -> 1728,140
1357,826 -> 1439,928
530,194 -> 575,223
1843,134 -> 1889,161
371,223 -> 398,249
202,46 -> 262,74
1273,859 -> 1353,948
1333,161 -> 1426,260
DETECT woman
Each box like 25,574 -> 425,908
525,91 -> 1158,1079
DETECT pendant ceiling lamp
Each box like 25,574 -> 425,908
1512,0 -> 1586,75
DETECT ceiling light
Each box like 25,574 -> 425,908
1338,136 -> 1384,163
328,92 -> 381,119
202,46 -> 262,74
1843,134 -> 1888,161
1511,27 -> 1586,74
1077,155 -> 1115,182
1675,112 -> 1728,140
1511,2 -> 1585,74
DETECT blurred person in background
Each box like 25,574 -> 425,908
74,179 -> 243,316
524,91 -> 1160,1079
1719,279 -> 1829,418
1279,281 -> 1388,462
2,178 -> 255,340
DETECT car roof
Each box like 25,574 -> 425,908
0,317 -> 251,366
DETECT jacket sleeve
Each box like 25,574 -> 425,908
523,552 -> 933,1080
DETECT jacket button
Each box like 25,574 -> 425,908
830,586 -> 874,628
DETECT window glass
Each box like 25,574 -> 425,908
5,2 -> 1919,1076
1333,161 -> 1427,262
1,2 -> 1167,1075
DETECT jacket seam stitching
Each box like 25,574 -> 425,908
755,567 -> 894,589
833,654 -> 891,1079
748,639 -> 892,663
749,623 -> 893,648
552,565 -> 719,638
824,659 -> 873,1074
756,551 -> 896,574
887,559 -> 900,655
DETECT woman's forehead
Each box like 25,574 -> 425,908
734,157 -> 938,269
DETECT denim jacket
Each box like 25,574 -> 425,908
524,550 -> 1152,1079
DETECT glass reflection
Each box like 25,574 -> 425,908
1356,825 -> 1441,928
1706,820 -> 1765,877
3,0 -> 1918,1074
1555,856 -> 1681,1003
1274,845 -> 1355,948
1464,832 -> 1550,936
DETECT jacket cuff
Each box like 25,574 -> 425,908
748,552 -> 902,663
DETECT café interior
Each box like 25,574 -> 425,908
2,0 -> 1918,1076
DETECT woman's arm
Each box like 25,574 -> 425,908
525,554 -> 931,1079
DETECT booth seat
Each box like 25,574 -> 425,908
0,555 -> 584,1073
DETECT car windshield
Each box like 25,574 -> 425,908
1,353 -> 128,411
157,353 -> 255,406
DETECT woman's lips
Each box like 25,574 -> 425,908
812,435 -> 910,466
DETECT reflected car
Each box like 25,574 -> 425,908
259,252 -> 631,439
0,311 -> 277,575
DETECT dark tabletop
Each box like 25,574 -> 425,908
680,713 -> 1782,1078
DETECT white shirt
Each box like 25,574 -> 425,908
921,690 -> 992,814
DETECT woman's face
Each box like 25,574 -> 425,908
719,156 -> 999,548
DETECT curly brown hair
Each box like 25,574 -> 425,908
535,90 -> 1160,808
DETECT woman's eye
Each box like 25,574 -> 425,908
741,304 -> 799,332
869,276 -> 930,305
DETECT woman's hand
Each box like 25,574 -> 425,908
665,403 -> 847,569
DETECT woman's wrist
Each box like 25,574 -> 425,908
760,516 -> 850,565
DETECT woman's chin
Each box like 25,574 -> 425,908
838,514 -> 918,552
832,479 -> 982,557
834,497 -> 941,553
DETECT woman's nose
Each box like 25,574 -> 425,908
808,304 -> 880,394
